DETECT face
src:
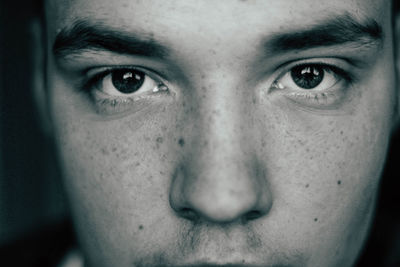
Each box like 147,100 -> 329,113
43,0 -> 397,266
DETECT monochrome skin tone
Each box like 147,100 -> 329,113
37,0 -> 399,266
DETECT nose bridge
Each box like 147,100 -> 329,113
192,71 -> 247,182
200,76 -> 243,159
169,73 -> 272,223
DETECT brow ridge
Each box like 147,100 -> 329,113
53,20 -> 169,59
266,13 -> 383,53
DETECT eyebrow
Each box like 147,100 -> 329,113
53,13 -> 383,61
53,20 -> 170,59
265,13 -> 383,53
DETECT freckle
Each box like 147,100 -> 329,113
156,137 -> 163,144
101,148 -> 109,155
135,162 -> 140,166
314,218 -> 318,222
111,147 -> 117,152
138,225 -> 144,230
178,137 -> 185,147
305,184 -> 309,188
337,180 -> 341,185
340,131 -> 343,135
261,141 -> 266,147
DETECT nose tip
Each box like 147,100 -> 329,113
182,188 -> 269,223
169,163 -> 272,224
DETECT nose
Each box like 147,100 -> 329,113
169,82 -> 273,224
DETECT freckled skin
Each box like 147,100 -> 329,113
44,0 -> 397,266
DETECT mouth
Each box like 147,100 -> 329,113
166,262 -> 292,267
137,256 -> 296,267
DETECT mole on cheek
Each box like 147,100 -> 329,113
178,137 -> 185,147
138,225 -> 144,230
155,137 -> 164,149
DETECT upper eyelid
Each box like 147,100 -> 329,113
84,66 -> 168,91
86,66 -> 164,80
273,56 -> 352,76
271,59 -> 352,83
273,55 -> 360,70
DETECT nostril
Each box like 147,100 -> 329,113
244,210 -> 262,221
179,207 -> 199,221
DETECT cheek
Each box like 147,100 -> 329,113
253,86 -> 391,264
51,95 -> 184,263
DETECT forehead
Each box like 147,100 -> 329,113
46,0 -> 390,41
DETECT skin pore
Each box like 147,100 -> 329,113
41,0 -> 397,266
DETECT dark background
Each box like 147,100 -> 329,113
0,0 -> 399,266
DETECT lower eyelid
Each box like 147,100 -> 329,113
90,86 -> 173,115
92,88 -> 164,102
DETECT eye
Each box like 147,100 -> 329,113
96,68 -> 167,97
269,62 -> 354,109
272,64 -> 344,92
82,67 -> 170,115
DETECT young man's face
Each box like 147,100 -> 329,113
44,0 -> 397,266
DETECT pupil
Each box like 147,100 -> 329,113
111,69 -> 145,94
291,65 -> 324,89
